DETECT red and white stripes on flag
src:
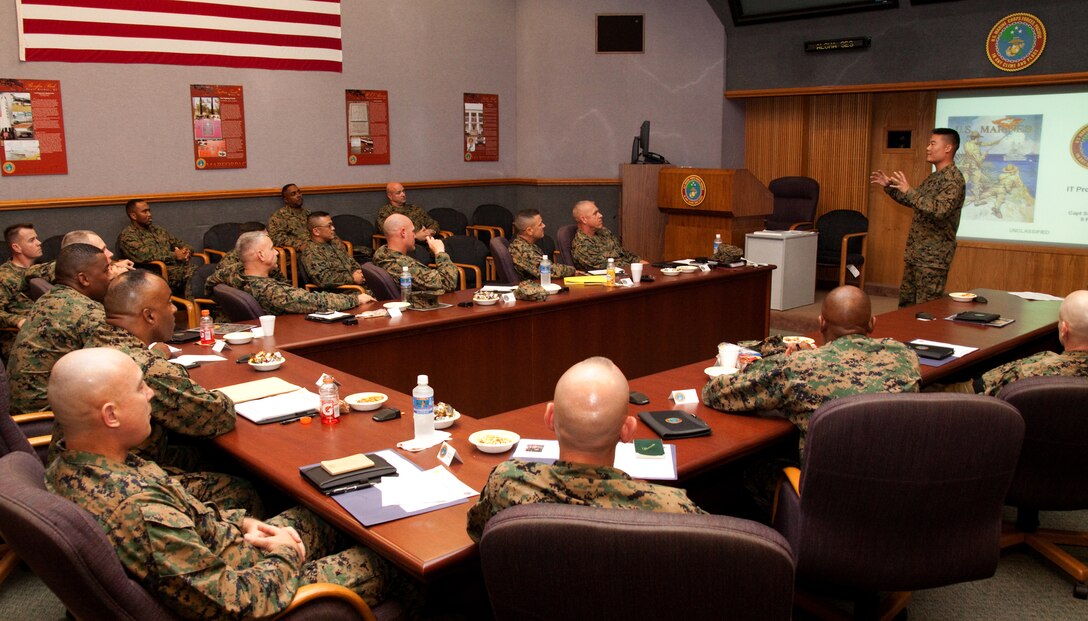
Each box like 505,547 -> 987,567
15,0 -> 342,72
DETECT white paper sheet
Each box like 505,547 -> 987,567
375,465 -> 478,511
1009,291 -> 1064,301
511,439 -> 678,481
234,389 -> 320,424
910,338 -> 979,359
171,354 -> 228,366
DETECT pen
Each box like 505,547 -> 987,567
325,482 -> 372,495
278,410 -> 319,425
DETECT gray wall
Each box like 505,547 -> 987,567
717,0 -> 1085,92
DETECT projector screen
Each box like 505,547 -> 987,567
934,87 -> 1088,248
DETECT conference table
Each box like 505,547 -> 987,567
187,284 -> 1061,581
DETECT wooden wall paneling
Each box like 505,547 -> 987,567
947,242 -> 1088,298
804,93 -> 872,221
866,91 -> 937,291
743,96 -> 807,186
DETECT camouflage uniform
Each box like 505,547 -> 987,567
701,333 -> 921,455
117,223 -> 197,294
571,228 -> 640,272
0,261 -> 53,358
974,350 -> 1088,396
372,245 -> 458,306
204,252 -> 286,296
883,163 -> 965,307
375,203 -> 440,236
241,274 -> 358,315
467,459 -> 704,541
267,205 -> 310,249
508,237 -> 575,281
46,450 -> 390,619
8,285 -> 105,414
299,240 -> 362,288
45,322 -> 237,468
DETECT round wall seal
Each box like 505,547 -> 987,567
195,158 -> 207,169
348,154 -> 358,165
986,13 -> 1046,72
1072,124 -> 1088,170
2,162 -> 14,174
681,174 -> 706,207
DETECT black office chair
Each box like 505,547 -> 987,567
201,222 -> 241,263
814,209 -> 868,288
470,204 -> 513,242
360,263 -> 400,301
38,235 -> 64,264
332,214 -> 376,263
556,224 -> 577,268
489,237 -> 519,285
27,277 -> 53,301
211,284 -> 263,321
767,176 -> 819,231
441,235 -> 489,289
428,208 -> 468,237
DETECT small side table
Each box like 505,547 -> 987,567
744,231 -> 818,311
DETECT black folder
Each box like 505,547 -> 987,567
638,410 -> 712,439
300,453 -> 398,495
906,342 -> 955,360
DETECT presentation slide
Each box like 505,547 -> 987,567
935,88 -> 1088,247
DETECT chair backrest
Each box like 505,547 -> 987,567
489,237 -> 519,285
38,235 -> 65,264
0,452 -> 176,621
998,376 -> 1088,509
767,176 -> 819,230
332,214 -> 375,249
191,263 -> 218,299
427,208 -> 468,236
815,209 -> 868,262
786,392 -> 1023,592
27,277 -> 53,301
537,233 -> 556,260
211,284 -> 264,321
0,363 -> 34,458
556,224 -> 577,268
201,222 -> 241,255
442,235 -> 489,288
360,263 -> 399,301
471,204 -> 514,239
480,503 -> 794,621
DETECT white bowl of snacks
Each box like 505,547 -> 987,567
472,290 -> 500,306
782,336 -> 816,347
433,402 -> 461,429
660,268 -> 681,276
224,331 -> 254,345
469,429 -> 521,454
949,292 -> 977,303
248,351 -> 285,371
345,392 -> 388,411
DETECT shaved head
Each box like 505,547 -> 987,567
550,357 -> 631,455
383,213 -> 412,237
49,348 -> 143,442
818,285 -> 874,341
572,201 -> 594,220
1059,290 -> 1088,349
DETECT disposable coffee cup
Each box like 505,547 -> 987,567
258,315 -> 276,337
718,343 -> 740,369
630,263 -> 643,282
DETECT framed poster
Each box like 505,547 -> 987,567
463,93 -> 498,162
0,78 -> 68,176
346,89 -> 390,165
190,84 -> 246,170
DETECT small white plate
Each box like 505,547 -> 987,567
676,265 -> 698,273
472,296 -> 499,306
224,331 -> 254,345
782,336 -> 816,346
383,301 -> 411,310
660,268 -> 681,276
705,366 -> 739,379
345,392 -> 388,411
469,429 -> 521,453
543,283 -> 561,294
949,292 -> 977,303
434,411 -> 461,429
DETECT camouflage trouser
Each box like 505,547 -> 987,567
898,263 -> 949,308
173,469 -> 265,517
269,506 -> 395,608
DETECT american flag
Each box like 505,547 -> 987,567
16,0 -> 342,72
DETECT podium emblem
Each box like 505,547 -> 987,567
681,174 -> 706,206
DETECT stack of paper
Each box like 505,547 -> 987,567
233,389 -> 319,424
512,439 -> 678,481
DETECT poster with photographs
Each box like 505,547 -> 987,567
463,93 -> 498,162
346,89 -> 390,165
0,78 -> 68,176
190,84 -> 247,170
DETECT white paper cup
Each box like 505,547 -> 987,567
630,263 -> 643,282
717,343 -> 740,369
258,315 -> 276,337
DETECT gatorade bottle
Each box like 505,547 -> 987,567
605,258 -> 616,287
319,376 -> 340,425
198,310 -> 215,346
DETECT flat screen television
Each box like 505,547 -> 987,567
728,0 -> 898,26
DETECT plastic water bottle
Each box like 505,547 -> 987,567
540,254 -> 552,287
198,309 -> 215,346
399,265 -> 411,303
413,375 -> 435,440
713,233 -> 722,255
319,376 -> 340,425
605,258 -> 616,287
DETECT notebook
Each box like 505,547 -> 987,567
638,410 -> 712,439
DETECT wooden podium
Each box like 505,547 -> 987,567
657,168 -> 772,260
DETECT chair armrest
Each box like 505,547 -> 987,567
466,225 -> 504,241
304,284 -> 365,295
453,263 -> 481,290
135,261 -> 169,280
274,583 -> 377,621
788,221 -> 814,231
340,240 -> 354,256
171,296 -> 199,329
274,246 -> 298,287
485,256 -> 495,281
191,251 -> 210,265
432,263 -> 468,291
842,231 -> 868,243
770,466 -> 802,524
203,248 -> 227,262
12,412 -> 54,425
371,234 -> 387,250
28,435 -> 52,449
193,297 -> 216,314
439,229 -> 454,238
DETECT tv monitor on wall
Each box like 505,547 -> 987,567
728,0 -> 898,26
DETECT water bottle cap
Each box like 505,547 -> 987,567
417,374 -> 428,385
